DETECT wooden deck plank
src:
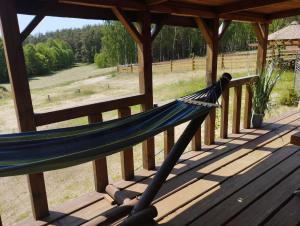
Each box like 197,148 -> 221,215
119,114 -> 300,201
227,168 -> 300,226
16,192 -> 105,226
159,144 -> 299,225
113,110 -> 298,191
154,127 -> 299,221
189,151 -> 300,226
264,194 -> 300,226
49,199 -> 115,226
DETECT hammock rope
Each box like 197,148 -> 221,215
0,73 -> 232,177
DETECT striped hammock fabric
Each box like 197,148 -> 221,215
0,73 -> 231,177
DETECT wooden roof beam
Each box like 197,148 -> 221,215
59,0 -> 146,11
218,0 -> 291,15
267,8 -> 300,19
147,0 -> 168,6
111,7 -> 142,45
20,15 -> 45,42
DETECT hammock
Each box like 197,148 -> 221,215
0,73 -> 231,177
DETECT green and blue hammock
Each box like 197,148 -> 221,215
0,73 -> 231,177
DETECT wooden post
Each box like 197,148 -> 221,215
192,127 -> 201,151
118,107 -> 134,180
232,86 -> 242,134
195,18 -> 219,145
0,0 -> 49,219
137,11 -> 155,170
0,215 -> 2,226
244,84 -> 253,129
88,114 -> 109,192
164,128 -> 175,159
170,60 -> 173,72
220,87 -> 229,138
112,8 -> 155,170
252,23 -> 269,74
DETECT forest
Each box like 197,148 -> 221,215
0,17 -> 299,83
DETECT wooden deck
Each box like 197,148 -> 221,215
17,110 -> 300,226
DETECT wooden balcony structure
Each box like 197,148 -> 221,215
0,0 -> 300,225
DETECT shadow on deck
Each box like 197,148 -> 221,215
16,111 -> 300,226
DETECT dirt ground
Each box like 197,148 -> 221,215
0,63 -> 296,226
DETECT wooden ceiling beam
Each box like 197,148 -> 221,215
267,8 -> 300,19
111,7 -> 142,45
147,0 -> 168,6
59,0 -> 146,11
20,15 -> 45,42
218,0 -> 291,15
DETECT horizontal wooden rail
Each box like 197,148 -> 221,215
35,94 -> 146,126
228,75 -> 258,88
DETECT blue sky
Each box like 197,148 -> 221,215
17,15 -> 103,35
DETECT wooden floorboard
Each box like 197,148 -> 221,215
119,112 -> 300,202
156,125 -> 300,224
189,151 -> 300,226
14,110 -> 300,226
264,194 -> 300,226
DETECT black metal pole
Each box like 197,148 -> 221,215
131,116 -> 205,214
131,73 -> 232,215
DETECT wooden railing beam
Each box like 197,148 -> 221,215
88,114 -> 109,192
118,107 -> 134,180
0,0 -> 49,219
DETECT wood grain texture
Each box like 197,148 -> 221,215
88,114 -> 109,192
0,0 -> 49,219
192,126 -> 201,151
252,23 -> 269,74
118,107 -> 134,180
164,128 -> 175,159
137,11 -> 155,170
220,87 -> 229,138
232,85 -> 242,134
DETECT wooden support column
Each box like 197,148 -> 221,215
137,11 -> 155,170
118,108 -> 134,180
195,17 -> 219,145
88,115 -> 109,192
0,0 -> 49,219
112,8 -> 155,170
252,22 -> 269,74
164,128 -> 175,159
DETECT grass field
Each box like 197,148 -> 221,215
0,60 -> 297,226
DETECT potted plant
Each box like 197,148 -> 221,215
251,60 -> 285,128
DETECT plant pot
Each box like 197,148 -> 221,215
251,112 -> 264,128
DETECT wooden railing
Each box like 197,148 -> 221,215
19,74 -> 258,223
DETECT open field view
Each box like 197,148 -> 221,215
0,54 -> 298,225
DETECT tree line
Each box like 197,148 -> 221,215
1,17 -> 299,83
0,38 -> 74,83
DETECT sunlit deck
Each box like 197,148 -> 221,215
15,110 -> 300,226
